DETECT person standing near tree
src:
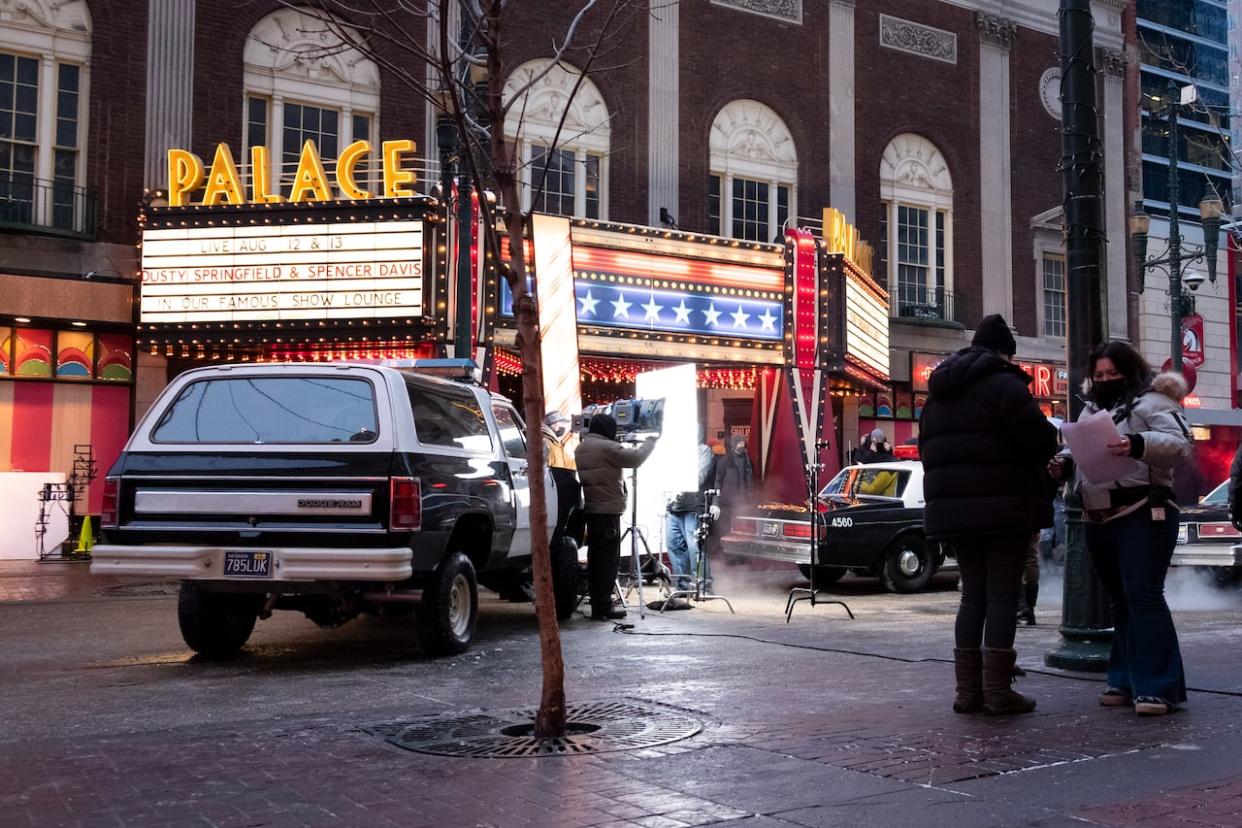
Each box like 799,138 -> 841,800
919,315 -> 1058,716
575,414 -> 658,621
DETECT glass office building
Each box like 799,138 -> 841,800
1139,0 -> 1233,216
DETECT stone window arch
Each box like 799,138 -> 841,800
243,8 -> 381,191
708,100 -> 798,242
879,133 -> 954,321
0,0 -> 91,232
503,59 -> 611,219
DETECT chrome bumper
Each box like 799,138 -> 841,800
1170,543 -> 1242,568
90,544 -> 413,582
720,534 -> 809,565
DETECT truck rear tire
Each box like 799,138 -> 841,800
177,582 -> 261,657
552,536 -> 582,621
416,552 -> 478,656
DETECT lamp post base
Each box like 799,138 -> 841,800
1044,628 -> 1111,672
1045,490 -> 1114,673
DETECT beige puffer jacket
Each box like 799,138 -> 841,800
1076,371 -> 1193,506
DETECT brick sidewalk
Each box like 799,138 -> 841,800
0,559 -> 145,603
1075,775 -> 1242,826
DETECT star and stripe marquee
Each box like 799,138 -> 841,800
498,221 -> 788,355
504,279 -> 783,341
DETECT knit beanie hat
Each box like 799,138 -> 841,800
971,314 -> 1017,356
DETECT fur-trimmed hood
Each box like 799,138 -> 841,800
1150,371 -> 1189,402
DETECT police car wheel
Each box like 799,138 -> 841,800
797,564 -> 846,585
880,535 -> 934,594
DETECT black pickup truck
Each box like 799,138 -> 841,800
90,362 -> 576,657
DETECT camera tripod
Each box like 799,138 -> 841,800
660,489 -> 734,614
785,441 -> 854,622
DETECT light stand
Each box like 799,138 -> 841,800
785,440 -> 854,622
659,489 -> 735,614
618,455 -> 670,620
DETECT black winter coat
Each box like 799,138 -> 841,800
918,347 -> 1059,540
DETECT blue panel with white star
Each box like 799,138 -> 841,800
499,279 -> 783,341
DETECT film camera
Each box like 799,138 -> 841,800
572,398 -> 665,437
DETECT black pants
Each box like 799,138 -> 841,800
585,513 -> 621,609
953,532 -> 1029,649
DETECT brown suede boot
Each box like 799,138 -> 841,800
982,647 -> 1037,715
953,647 -> 984,714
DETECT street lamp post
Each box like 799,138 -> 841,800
1046,0 -> 1110,672
1130,80 -> 1224,370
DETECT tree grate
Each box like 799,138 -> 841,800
365,699 -> 703,758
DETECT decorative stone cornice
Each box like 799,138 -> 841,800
1097,47 -> 1127,76
710,0 -> 802,24
879,14 -> 957,65
975,11 -> 1017,49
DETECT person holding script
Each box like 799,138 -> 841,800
1049,341 -> 1193,716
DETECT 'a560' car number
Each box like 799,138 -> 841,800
829,516 -> 854,528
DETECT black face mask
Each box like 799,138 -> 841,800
1092,378 -> 1128,409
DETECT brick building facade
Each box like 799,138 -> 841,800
0,0 -> 1132,530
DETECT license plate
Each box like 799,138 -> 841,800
762,521 -> 782,538
223,550 -> 272,578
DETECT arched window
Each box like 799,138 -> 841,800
879,134 -> 954,321
0,0 -> 90,233
708,100 -> 798,242
503,60 -> 610,220
243,8 -> 380,190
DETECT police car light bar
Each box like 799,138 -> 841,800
379,357 -> 479,382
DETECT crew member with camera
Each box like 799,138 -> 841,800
575,413 -> 659,620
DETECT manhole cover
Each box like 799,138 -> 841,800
366,699 -> 703,758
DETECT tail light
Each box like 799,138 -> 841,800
100,477 -> 119,528
389,477 -> 422,531
783,522 -> 814,539
732,517 -> 757,535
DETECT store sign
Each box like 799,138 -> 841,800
140,221 -> 425,322
911,352 -> 948,393
1182,313 -> 1205,368
166,139 -> 418,207
913,352 -> 1066,398
845,275 -> 889,378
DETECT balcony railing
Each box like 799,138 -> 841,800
892,283 -> 959,324
0,175 -> 97,238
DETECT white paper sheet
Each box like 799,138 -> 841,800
1060,410 -> 1144,485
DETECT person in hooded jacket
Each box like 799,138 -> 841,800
715,435 -> 754,509
919,315 -> 1059,716
1050,341 -> 1193,716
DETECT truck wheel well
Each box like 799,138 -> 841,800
447,515 -> 492,572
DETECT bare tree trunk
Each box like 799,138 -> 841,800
486,1 -> 566,737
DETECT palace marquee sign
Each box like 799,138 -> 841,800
140,140 -> 431,325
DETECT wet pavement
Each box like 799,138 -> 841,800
4,561 -> 1242,826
